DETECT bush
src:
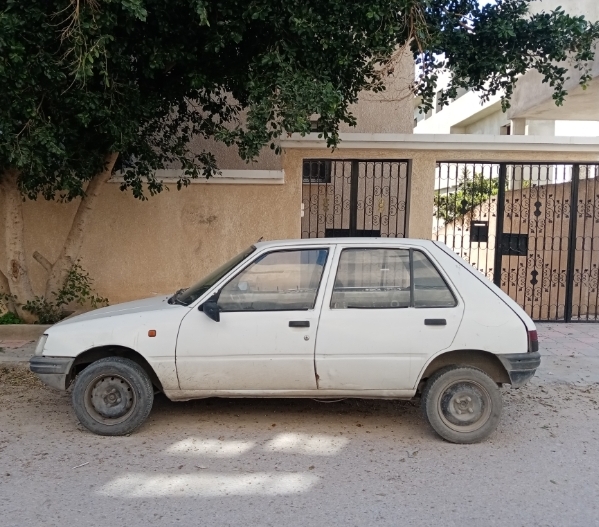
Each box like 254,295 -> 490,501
1,261 -> 108,325
0,312 -> 23,325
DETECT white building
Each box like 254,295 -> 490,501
414,0 -> 599,137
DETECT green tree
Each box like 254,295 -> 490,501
434,169 -> 500,224
1,0 -> 598,320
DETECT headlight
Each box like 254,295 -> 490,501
34,334 -> 49,356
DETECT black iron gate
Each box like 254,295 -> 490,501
301,159 -> 410,239
434,162 -> 599,321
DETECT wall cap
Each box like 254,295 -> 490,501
281,133 -> 599,153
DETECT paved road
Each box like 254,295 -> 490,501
1,324 -> 598,527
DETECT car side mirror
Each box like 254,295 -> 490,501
201,299 -> 221,322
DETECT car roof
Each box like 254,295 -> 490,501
254,238 -> 437,250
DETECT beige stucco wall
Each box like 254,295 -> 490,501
0,177 -> 301,305
188,51 -> 415,170
340,50 -> 415,134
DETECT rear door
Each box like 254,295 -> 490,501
314,245 -> 464,391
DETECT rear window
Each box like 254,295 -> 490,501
412,251 -> 457,308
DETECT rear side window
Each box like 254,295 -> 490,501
412,251 -> 457,308
331,248 -> 411,308
331,248 -> 456,309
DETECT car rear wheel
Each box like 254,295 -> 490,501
72,357 -> 154,436
421,365 -> 502,444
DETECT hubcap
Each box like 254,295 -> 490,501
438,380 -> 492,433
85,375 -> 136,424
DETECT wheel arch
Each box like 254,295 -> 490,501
70,346 -> 163,392
416,349 -> 511,391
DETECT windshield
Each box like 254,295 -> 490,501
175,246 -> 256,306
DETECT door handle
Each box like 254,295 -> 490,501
289,321 -> 310,328
425,319 -> 446,326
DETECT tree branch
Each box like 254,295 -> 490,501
33,251 -> 52,272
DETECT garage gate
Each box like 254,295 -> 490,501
433,162 -> 599,321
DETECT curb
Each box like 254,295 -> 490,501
0,324 -> 52,341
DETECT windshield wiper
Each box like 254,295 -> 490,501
168,288 -> 188,305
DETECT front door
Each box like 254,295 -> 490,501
315,246 -> 464,391
176,247 -> 331,391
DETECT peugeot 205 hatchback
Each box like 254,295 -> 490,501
30,239 -> 540,443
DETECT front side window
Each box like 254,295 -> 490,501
331,249 -> 411,309
218,249 -> 329,312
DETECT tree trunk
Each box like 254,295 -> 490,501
44,152 -> 119,300
0,269 -> 17,313
0,169 -> 36,322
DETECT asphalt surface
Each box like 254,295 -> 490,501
1,323 -> 598,527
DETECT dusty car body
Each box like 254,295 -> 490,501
31,238 -> 540,443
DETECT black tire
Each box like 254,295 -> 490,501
421,365 -> 502,444
72,357 -> 154,436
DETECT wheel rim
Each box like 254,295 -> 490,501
437,380 -> 492,433
84,374 -> 137,425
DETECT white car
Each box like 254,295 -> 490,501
30,238 -> 540,443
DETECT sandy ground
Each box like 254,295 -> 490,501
1,324 -> 598,527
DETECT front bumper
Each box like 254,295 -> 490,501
29,356 -> 75,391
497,351 -> 541,388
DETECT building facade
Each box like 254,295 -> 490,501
414,0 -> 599,137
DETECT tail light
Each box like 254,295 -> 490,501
528,330 -> 539,353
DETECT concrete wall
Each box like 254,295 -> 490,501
463,110 -> 511,135
507,0 -> 599,122
415,93 -> 504,134
507,68 -> 599,122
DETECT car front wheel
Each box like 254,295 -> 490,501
72,357 -> 154,436
421,365 -> 502,444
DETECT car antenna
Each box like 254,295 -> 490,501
257,236 -> 264,242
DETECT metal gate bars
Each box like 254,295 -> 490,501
301,159 -> 410,239
433,162 -> 599,321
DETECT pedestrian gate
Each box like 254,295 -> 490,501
301,159 -> 410,239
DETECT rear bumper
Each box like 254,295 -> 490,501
497,352 -> 541,388
29,356 -> 75,391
